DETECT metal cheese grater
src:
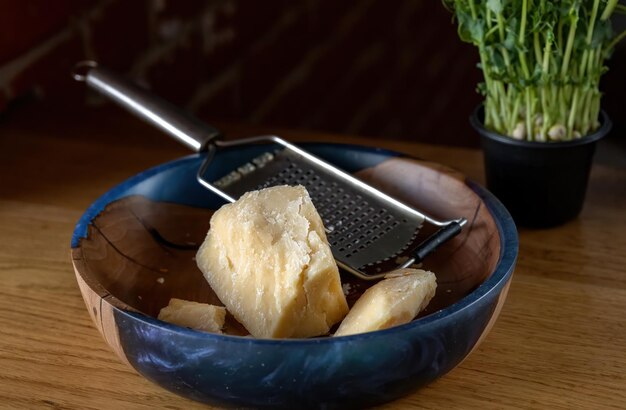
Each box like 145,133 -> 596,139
73,61 -> 467,280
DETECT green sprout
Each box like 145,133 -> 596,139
444,0 -> 626,141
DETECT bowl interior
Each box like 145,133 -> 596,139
73,144 -> 501,335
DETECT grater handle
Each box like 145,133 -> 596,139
72,61 -> 222,152
412,221 -> 463,264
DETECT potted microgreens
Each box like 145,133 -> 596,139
444,0 -> 625,227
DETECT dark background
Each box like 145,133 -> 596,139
0,0 -> 624,147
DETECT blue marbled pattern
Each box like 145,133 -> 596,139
74,143 -> 517,408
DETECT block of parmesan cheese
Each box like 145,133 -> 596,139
158,298 -> 226,333
334,269 -> 436,336
196,185 -> 349,338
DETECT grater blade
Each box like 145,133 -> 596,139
198,137 -> 466,280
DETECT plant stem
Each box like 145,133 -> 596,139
495,11 -> 513,77
517,5 -> 531,80
557,19 -> 564,53
607,30 -> 626,51
468,0 -> 477,19
600,0 -> 618,20
498,82 -> 509,127
567,89 -> 579,138
525,88 -> 533,140
510,94 -> 521,133
581,90 -> 592,135
479,44 -> 502,131
541,30 -> 552,73
496,12 -> 505,39
519,0 -> 528,42
561,15 -> 579,78
540,88 -> 549,139
534,32 -> 543,64
579,50 -> 589,80
587,0 -> 601,44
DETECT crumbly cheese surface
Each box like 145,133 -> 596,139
158,298 -> 226,333
196,185 -> 349,338
334,269 -> 436,336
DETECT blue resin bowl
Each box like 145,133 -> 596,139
71,143 -> 517,409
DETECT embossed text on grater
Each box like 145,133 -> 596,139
214,149 -> 424,270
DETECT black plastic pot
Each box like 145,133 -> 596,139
470,107 -> 612,228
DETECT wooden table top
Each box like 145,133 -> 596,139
1,105 -> 625,409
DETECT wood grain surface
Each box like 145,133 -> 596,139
1,105 -> 625,409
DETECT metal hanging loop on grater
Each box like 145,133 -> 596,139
73,61 -> 467,280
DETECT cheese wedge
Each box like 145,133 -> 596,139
196,185 -> 349,338
158,298 -> 226,333
334,269 -> 436,336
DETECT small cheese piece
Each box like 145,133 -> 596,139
158,298 -> 226,333
196,185 -> 349,338
334,269 -> 436,336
